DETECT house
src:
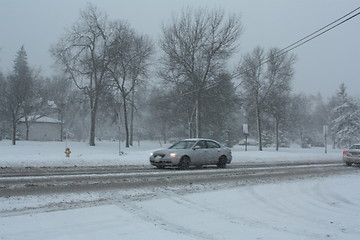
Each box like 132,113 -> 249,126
18,116 -> 62,141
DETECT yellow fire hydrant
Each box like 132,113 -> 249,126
65,148 -> 71,157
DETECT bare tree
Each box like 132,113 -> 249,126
51,4 -> 110,146
159,7 -> 242,137
107,21 -> 153,147
239,47 -> 295,150
43,75 -> 73,141
128,34 -> 153,146
239,47 -> 266,150
265,48 -> 295,150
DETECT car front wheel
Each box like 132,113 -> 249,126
179,156 -> 190,170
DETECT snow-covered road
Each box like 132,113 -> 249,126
0,162 -> 352,197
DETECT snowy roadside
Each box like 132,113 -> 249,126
0,140 -> 342,168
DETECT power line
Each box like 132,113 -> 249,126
276,7 -> 360,57
182,6 -> 360,95
276,6 -> 360,56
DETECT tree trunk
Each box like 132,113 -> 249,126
89,88 -> 100,146
60,121 -> 63,142
59,107 -> 64,142
130,83 -> 135,146
256,104 -> 262,151
195,91 -> 202,138
123,96 -> 130,148
12,119 -> 16,145
60,119 -> 64,142
275,118 -> 279,151
25,119 -> 30,140
188,121 -> 192,138
195,97 -> 199,138
89,107 -> 96,146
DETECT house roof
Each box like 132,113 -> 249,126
19,116 -> 61,123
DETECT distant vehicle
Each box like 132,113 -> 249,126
150,138 -> 232,170
311,142 -> 325,147
239,138 -> 258,146
342,144 -> 360,166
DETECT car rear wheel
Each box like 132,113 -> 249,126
345,162 -> 352,166
179,156 -> 190,170
217,156 -> 227,168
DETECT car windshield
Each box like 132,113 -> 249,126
350,145 -> 360,150
169,140 -> 196,149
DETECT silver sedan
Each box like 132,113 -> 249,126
343,144 -> 360,166
150,138 -> 232,169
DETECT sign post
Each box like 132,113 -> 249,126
323,125 -> 328,154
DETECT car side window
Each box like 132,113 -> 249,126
195,140 -> 207,149
206,140 -> 220,148
169,141 -> 196,149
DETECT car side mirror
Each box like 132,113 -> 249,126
193,145 -> 200,150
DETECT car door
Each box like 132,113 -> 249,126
192,140 -> 207,165
206,140 -> 221,164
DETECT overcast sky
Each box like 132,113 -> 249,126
1,0 -> 359,98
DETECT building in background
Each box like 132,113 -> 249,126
18,116 -> 61,141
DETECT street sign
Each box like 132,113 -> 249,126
243,124 -> 249,135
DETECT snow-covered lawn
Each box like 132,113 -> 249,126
0,139 -> 342,167
1,140 -> 358,240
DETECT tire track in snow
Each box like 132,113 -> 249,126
244,178 -> 359,239
113,200 -> 218,240
162,188 -> 298,238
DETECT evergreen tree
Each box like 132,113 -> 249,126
201,73 -> 241,145
2,46 -> 34,145
330,84 -> 360,147
0,72 -> 7,139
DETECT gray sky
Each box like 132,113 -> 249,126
1,0 -> 359,98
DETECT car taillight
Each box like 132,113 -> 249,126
343,150 -> 347,155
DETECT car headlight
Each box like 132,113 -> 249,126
170,153 -> 177,158
150,152 -> 154,156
